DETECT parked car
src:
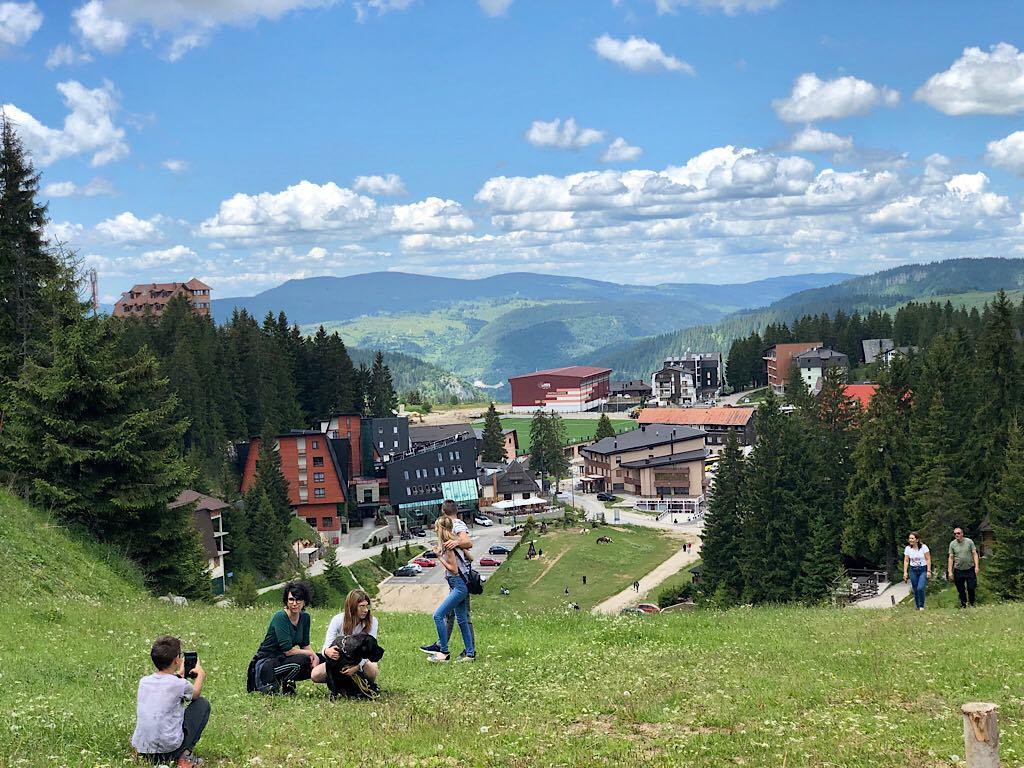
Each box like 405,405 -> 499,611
414,529 -> 427,538
422,550 -> 438,559
473,516 -> 493,526
412,558 -> 436,568
478,557 -> 501,567
596,492 -> 615,502
637,603 -> 662,614
403,563 -> 423,574
393,566 -> 419,577
399,531 -> 412,540
488,545 -> 512,555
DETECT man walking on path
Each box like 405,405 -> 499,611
633,580 -> 640,593
947,527 -> 980,608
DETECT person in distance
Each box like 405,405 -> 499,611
247,580 -> 324,695
902,531 -> 931,610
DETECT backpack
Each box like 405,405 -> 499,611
462,566 -> 484,595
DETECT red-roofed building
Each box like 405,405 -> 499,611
114,278 -> 212,318
843,384 -> 878,409
638,406 -> 757,450
509,365 -> 612,413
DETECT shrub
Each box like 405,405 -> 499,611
308,575 -> 342,609
657,581 -> 695,609
232,572 -> 259,608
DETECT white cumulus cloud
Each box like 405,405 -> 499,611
774,73 -> 899,122
478,0 -> 512,16
353,173 -> 407,196
161,159 -> 189,173
45,43 -> 93,68
43,177 -> 114,197
96,211 -> 163,243
73,0 -> 129,53
0,1 -> 42,46
526,118 -> 606,149
601,137 -> 643,163
986,131 -> 1024,175
652,0 -> 779,14
789,126 -> 853,154
1,80 -> 128,167
592,34 -> 695,75
916,43 -> 1024,116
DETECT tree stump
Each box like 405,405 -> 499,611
962,702 -> 999,767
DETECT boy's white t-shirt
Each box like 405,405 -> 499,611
904,544 -> 929,567
130,672 -> 194,754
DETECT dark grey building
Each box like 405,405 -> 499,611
368,417 -> 410,458
385,433 -> 480,524
651,354 -> 723,405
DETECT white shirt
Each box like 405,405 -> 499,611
904,544 -> 929,568
130,673 -> 194,754
452,518 -> 471,574
322,614 -> 378,653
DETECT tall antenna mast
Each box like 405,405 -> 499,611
88,267 -> 98,315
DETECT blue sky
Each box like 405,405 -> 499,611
3,0 -> 1024,302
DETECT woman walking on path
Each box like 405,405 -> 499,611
903,531 -> 931,610
427,516 -> 475,663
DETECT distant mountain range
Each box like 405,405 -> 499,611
210,270 -> 853,393
594,257 -> 1024,378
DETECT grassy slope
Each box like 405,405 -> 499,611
472,416 -> 635,453
474,526 -> 680,614
4,493 -> 1024,767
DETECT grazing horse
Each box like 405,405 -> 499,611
595,535 -> 613,544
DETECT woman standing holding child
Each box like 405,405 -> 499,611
312,589 -> 380,685
903,531 -> 931,610
427,516 -> 476,663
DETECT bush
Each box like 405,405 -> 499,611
308,575 -> 342,609
232,572 -> 259,608
657,581 -> 695,609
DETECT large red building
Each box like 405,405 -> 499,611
509,365 -> 612,413
239,430 -> 349,545
113,278 -> 212,318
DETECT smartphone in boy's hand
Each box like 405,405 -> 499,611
183,652 -> 198,679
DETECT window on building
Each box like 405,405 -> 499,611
406,486 -> 411,496
393,441 -> 399,448
434,467 -> 440,477
313,472 -> 325,482
403,470 -> 410,480
503,493 -> 512,501
363,489 -> 373,502
454,450 -> 461,460
314,487 -> 326,498
438,453 -> 443,463
312,440 -> 319,449
439,466 -> 445,476
379,441 -> 384,449
323,516 -> 333,527
393,426 -> 398,434
306,517 -> 317,527
313,456 -> 324,467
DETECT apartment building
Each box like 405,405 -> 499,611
114,278 -> 212,318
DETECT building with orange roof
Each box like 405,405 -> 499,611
843,384 -> 878,409
638,406 -> 757,450
113,278 -> 212,318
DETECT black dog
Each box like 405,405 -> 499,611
325,633 -> 384,700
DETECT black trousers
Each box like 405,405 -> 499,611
954,568 -> 977,607
255,652 -> 324,693
140,696 -> 211,762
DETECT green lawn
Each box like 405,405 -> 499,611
475,525 -> 680,614
473,416 -> 635,453
7,491 -> 1024,767
737,387 -> 768,405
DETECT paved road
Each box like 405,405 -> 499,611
851,581 -> 912,608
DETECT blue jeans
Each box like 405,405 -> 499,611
433,575 -> 474,656
908,565 -> 928,609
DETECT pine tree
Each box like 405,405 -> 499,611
987,419 -> 1024,599
223,500 -> 253,575
799,509 -> 842,604
368,351 -> 398,417
232,571 -> 259,608
812,365 -> 860,544
480,402 -> 507,463
784,363 -> 814,409
248,488 -> 287,579
0,117 -> 82,380
700,431 -> 745,603
842,359 -> 914,577
594,413 -> 616,441
255,429 -> 293,530
0,317 -> 207,596
322,545 -> 348,595
529,409 -> 549,488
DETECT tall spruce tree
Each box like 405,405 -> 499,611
368,351 -> 398,417
223,500 -> 254,575
842,359 -> 913,576
0,117 -> 81,380
700,430 -> 745,603
544,411 -> 570,484
254,429 -> 294,530
738,389 -> 815,603
799,509 -> 842,604
0,317 -> 208,596
247,487 -> 287,579
480,402 -> 507,463
988,419 -> 1024,599
594,413 -> 616,441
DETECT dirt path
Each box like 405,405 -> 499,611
528,549 -> 567,588
374,583 -> 449,613
592,537 -> 701,615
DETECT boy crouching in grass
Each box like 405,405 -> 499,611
131,635 -> 210,768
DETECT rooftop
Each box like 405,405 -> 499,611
638,406 -> 755,427
620,448 -> 708,468
508,365 -> 612,381
843,384 -> 878,408
583,423 -> 705,455
795,347 -> 849,364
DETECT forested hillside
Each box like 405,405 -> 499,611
599,258 -> 1024,378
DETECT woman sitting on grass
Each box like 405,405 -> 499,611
427,516 -> 475,663
312,589 -> 380,685
247,580 -> 323,695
